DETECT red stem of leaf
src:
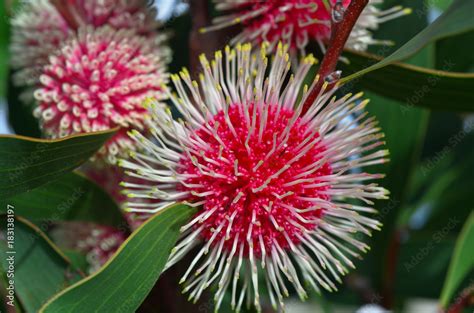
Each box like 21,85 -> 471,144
382,229 -> 403,308
445,287 -> 474,313
301,0 -> 369,114
51,0 -> 79,30
189,0 -> 217,76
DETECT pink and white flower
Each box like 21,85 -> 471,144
120,43 -> 388,311
202,0 -> 411,56
33,26 -> 170,163
10,0 -> 161,92
76,225 -> 127,274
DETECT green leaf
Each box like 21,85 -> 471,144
2,172 -> 126,228
432,0 -> 454,11
340,50 -> 474,111
40,203 -> 196,313
341,0 -> 474,80
0,215 -> 84,312
0,129 -> 116,198
440,212 -> 474,307
62,250 -> 90,274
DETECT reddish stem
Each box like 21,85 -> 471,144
51,0 -> 79,30
382,229 -> 403,308
301,0 -> 369,114
445,286 -> 474,313
189,0 -> 215,75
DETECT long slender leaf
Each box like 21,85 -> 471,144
342,0 -> 474,82
439,212 -> 474,307
40,203 -> 196,313
0,130 -> 116,198
0,216 -> 84,312
341,50 -> 474,111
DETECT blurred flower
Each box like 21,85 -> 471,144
356,304 -> 390,313
202,0 -> 411,56
120,42 -> 388,311
10,0 -> 162,98
50,221 -> 127,274
76,225 -> 127,274
33,26 -> 170,163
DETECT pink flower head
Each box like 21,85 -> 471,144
203,0 -> 411,55
120,43 -> 389,311
10,0 -> 161,91
34,26 -> 170,163
76,225 -> 126,273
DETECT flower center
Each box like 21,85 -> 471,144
178,103 -> 332,256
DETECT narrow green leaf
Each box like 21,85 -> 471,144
342,0 -> 474,81
40,203 -> 196,313
432,0 -> 454,11
0,129 -> 116,198
440,212 -> 474,307
0,215 -> 84,312
340,50 -> 474,111
2,172 -> 125,227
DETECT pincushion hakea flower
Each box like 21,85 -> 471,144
202,0 -> 411,56
120,43 -> 389,311
10,0 -> 161,92
33,26 -> 170,163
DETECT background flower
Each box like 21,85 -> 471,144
33,26 -> 169,163
10,0 -> 161,96
202,0 -> 411,56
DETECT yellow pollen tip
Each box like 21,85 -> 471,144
142,97 -> 154,108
